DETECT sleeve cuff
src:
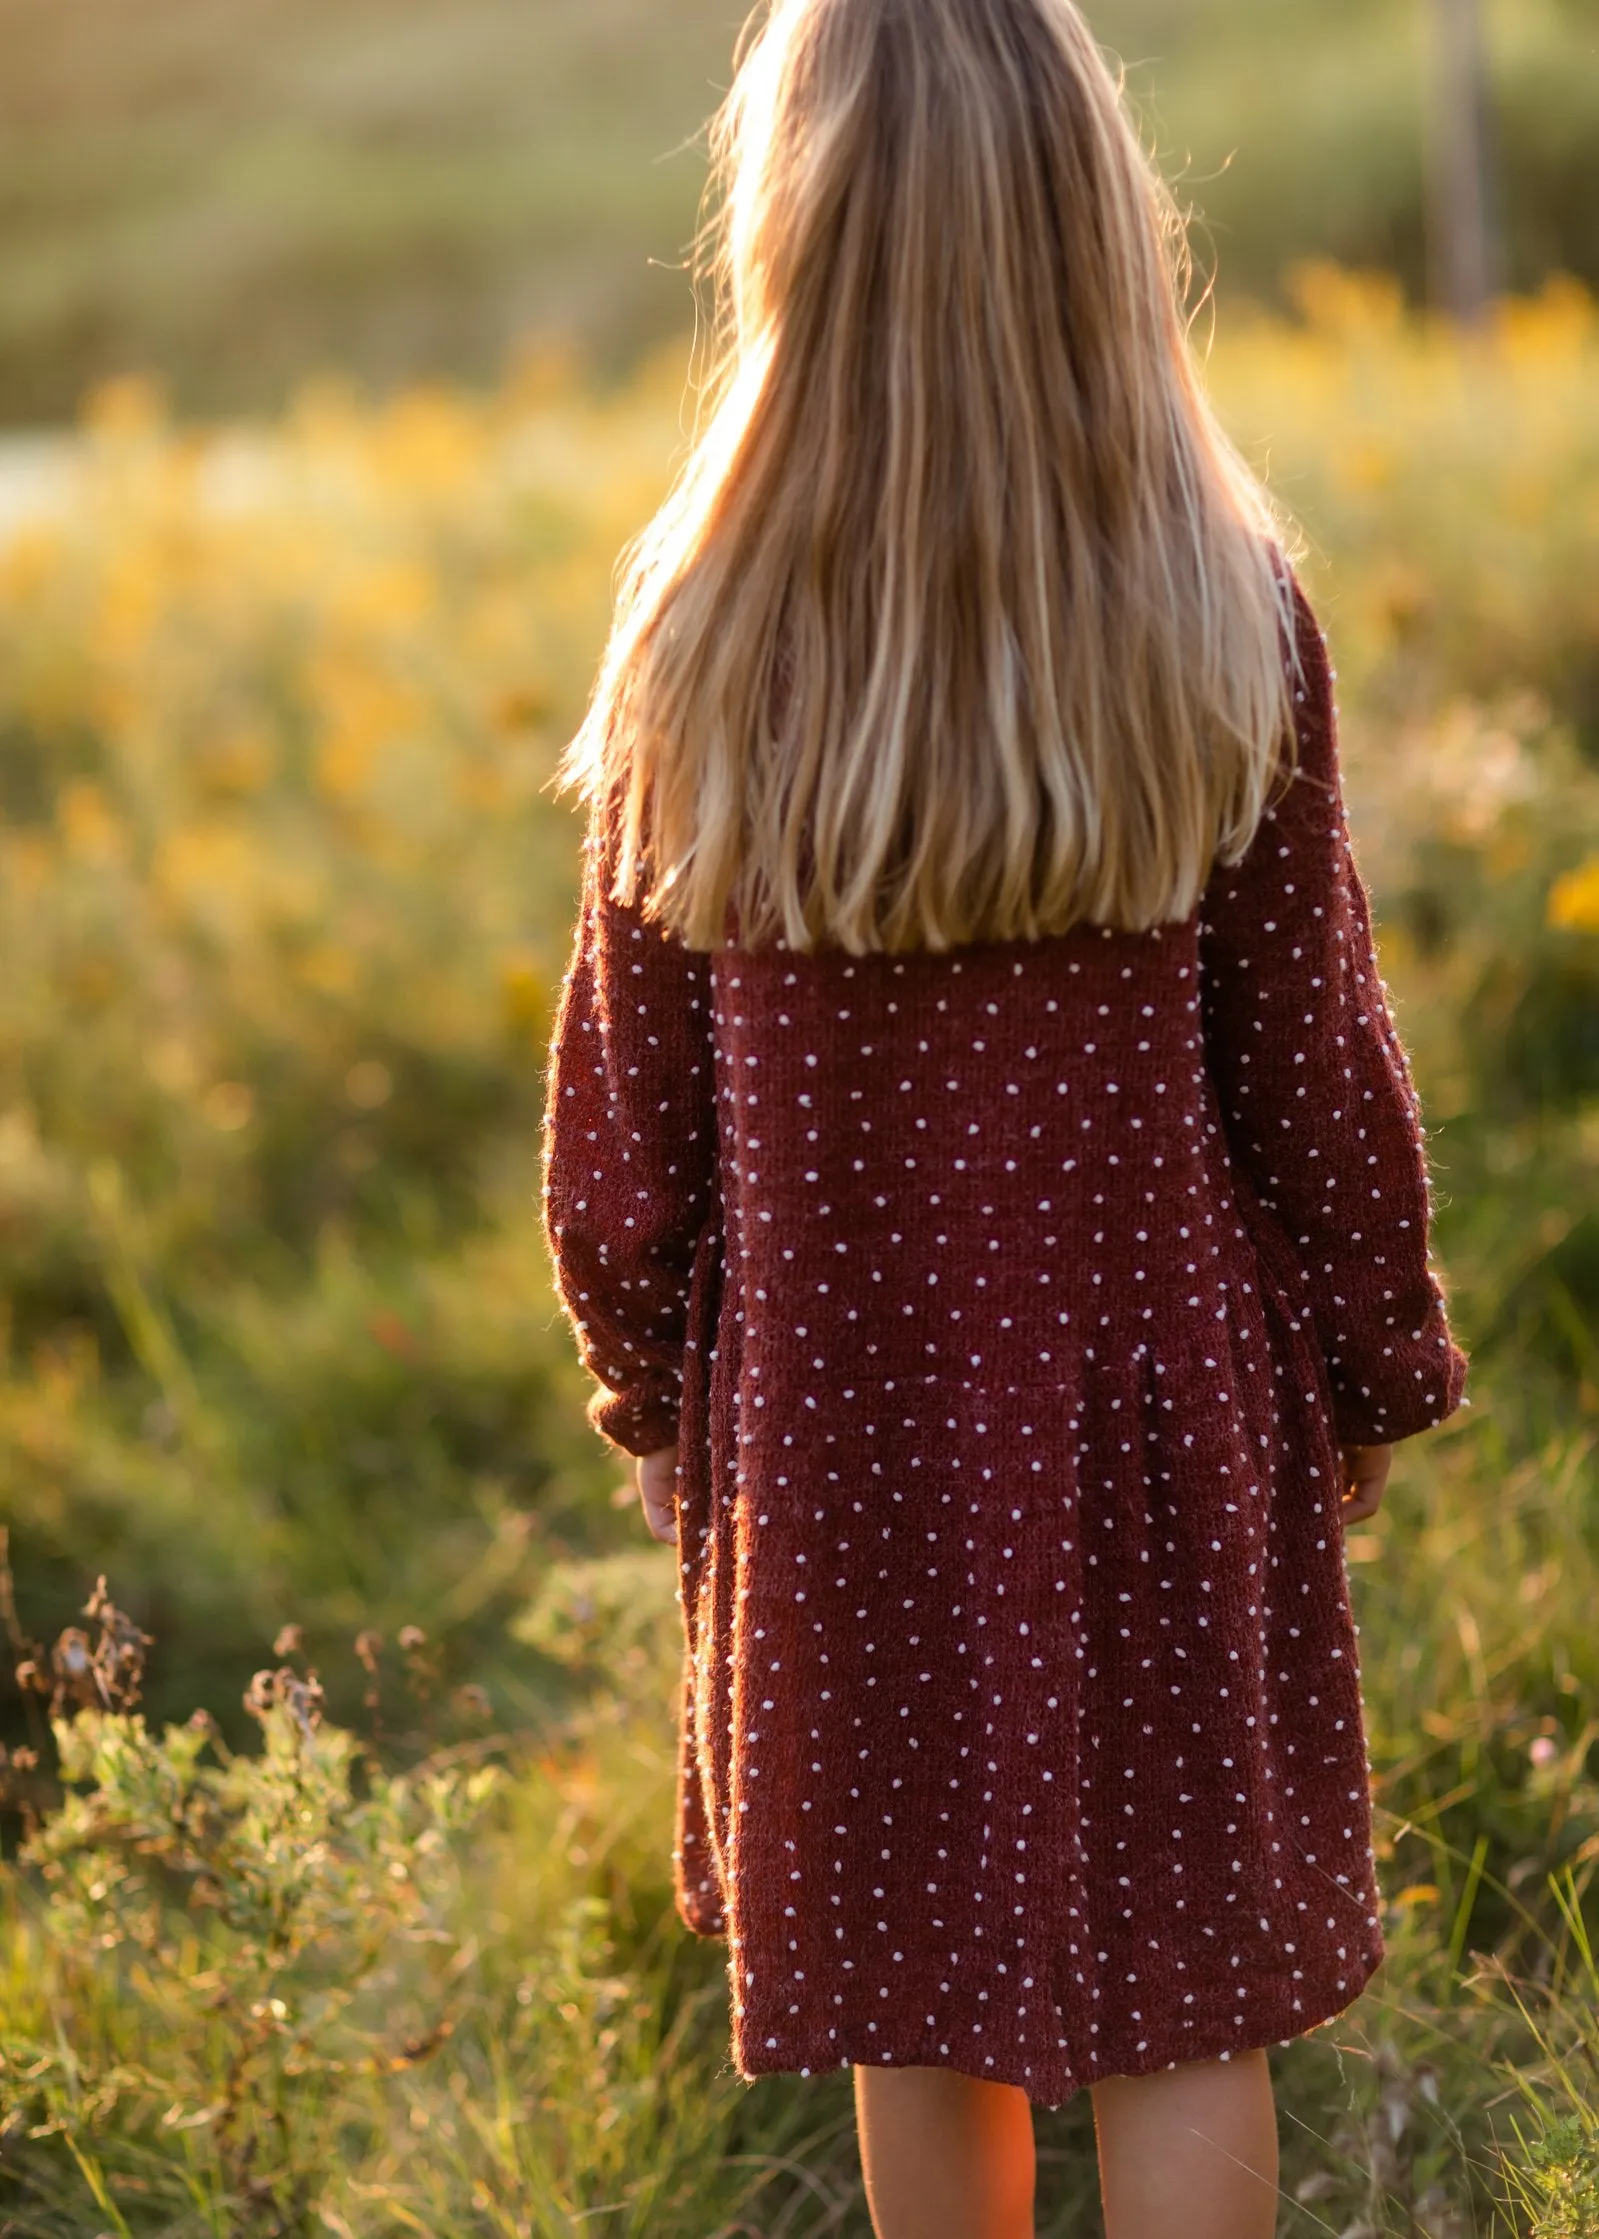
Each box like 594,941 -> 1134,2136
1327,1335 -> 1470,1447
587,1378 -> 683,1459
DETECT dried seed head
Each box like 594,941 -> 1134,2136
273,1623 -> 305,1659
277,1669 -> 325,1738
244,1663 -> 325,1736
51,1579 -> 155,1713
51,1627 -> 101,1710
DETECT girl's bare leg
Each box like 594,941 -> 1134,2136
852,2064 -> 1036,2239
1090,2049 -> 1280,2239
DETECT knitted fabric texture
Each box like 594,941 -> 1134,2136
541,579 -> 1469,2106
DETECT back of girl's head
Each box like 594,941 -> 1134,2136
555,0 -> 1301,956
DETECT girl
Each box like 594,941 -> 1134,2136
541,0 -> 1469,2232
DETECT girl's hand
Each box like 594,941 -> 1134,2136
637,1444 -> 680,1544
1338,1443 -> 1392,1526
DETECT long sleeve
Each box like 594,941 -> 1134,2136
1197,579 -> 1469,1447
540,811 -> 721,1458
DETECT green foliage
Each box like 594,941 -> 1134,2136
6,1696 -> 498,2224
1517,2118 -> 1599,2239
1488,1880 -> 1599,2238
0,1582 -> 857,2235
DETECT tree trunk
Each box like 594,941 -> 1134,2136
1428,0 -> 1498,322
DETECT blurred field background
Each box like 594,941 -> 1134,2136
1,0 -> 1598,423
2,0 -> 1599,2232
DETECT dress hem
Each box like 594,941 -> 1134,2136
722,1949 -> 1386,2111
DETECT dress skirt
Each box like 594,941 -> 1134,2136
669,1192 -> 1388,2109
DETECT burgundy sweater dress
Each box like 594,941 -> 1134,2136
541,581 -> 1469,2107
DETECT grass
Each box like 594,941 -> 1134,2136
0,277 -> 1597,2226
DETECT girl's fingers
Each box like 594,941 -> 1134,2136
637,1448 -> 681,1543
639,1487 -> 677,1541
641,1497 -> 678,1544
1338,1443 -> 1391,1527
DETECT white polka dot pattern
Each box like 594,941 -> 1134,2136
1196,587 -> 1467,1450
540,576 -> 1468,2106
542,818 -> 719,1458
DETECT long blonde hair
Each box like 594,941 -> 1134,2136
552,0 -> 1300,955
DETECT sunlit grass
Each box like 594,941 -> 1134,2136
0,280 -> 1597,2229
